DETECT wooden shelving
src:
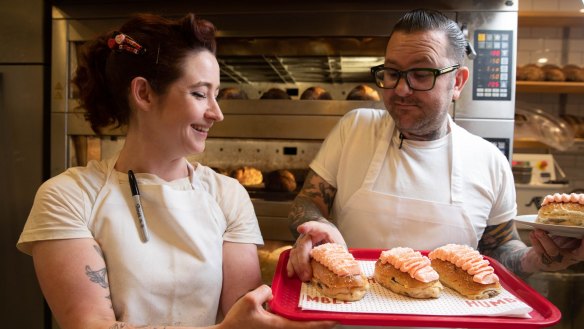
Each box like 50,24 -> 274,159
518,11 -> 584,27
516,12 -> 584,95
516,81 -> 584,94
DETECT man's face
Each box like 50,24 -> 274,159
381,30 -> 468,140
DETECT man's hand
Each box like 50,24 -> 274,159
523,229 -> 584,272
286,220 -> 346,282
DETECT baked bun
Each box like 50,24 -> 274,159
217,87 -> 249,100
233,166 -> 263,186
374,247 -> 443,299
537,193 -> 584,226
518,65 -> 545,81
310,243 -> 369,301
563,65 -> 584,82
428,244 -> 501,300
300,86 -> 333,100
260,88 -> 291,100
346,84 -> 380,101
543,67 -> 566,81
265,169 -> 297,192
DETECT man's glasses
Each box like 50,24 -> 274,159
370,64 -> 460,91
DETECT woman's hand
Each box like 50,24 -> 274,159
219,285 -> 336,329
286,220 -> 346,282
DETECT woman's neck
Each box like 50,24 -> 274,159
115,136 -> 189,182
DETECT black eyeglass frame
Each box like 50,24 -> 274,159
370,64 -> 460,91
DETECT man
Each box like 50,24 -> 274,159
286,8 -> 583,283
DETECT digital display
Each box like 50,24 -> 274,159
472,30 -> 513,101
484,137 -> 510,160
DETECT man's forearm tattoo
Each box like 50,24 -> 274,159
288,172 -> 337,236
478,221 -> 530,277
288,196 -> 326,237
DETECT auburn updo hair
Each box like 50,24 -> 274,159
73,13 -> 216,134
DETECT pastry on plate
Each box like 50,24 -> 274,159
310,243 -> 369,301
374,247 -> 443,299
537,193 -> 584,226
428,244 -> 501,300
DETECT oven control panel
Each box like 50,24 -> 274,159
472,30 -> 513,101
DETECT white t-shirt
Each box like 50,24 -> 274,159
17,157 -> 263,326
311,108 -> 517,242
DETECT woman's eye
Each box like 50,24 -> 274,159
191,91 -> 206,98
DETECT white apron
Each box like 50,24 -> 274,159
89,156 -> 225,326
336,119 -> 473,329
336,118 -> 478,250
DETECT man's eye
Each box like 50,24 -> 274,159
412,71 -> 433,79
386,71 -> 400,79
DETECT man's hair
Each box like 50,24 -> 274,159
390,9 -> 467,64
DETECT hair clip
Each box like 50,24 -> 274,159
107,31 -> 146,55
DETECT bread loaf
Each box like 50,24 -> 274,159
265,169 -> 297,192
428,244 -> 501,300
233,166 -> 263,186
310,243 -> 369,301
374,247 -> 443,299
300,86 -> 333,100
346,84 -> 380,101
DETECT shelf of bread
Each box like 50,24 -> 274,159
514,138 -> 584,150
516,81 -> 584,94
518,11 -> 584,27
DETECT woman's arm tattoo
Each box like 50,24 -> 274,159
87,244 -> 112,306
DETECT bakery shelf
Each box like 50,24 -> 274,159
518,11 -> 584,27
514,138 -> 584,151
516,81 -> 584,94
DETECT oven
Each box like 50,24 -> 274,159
51,0 -> 518,241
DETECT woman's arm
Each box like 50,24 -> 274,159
32,238 -> 117,329
220,241 -> 262,313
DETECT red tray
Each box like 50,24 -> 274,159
268,249 -> 561,328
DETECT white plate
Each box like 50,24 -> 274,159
514,215 -> 584,238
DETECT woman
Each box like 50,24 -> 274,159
17,13 -> 334,329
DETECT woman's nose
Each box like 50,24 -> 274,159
207,99 -> 224,122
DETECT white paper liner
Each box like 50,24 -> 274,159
299,260 -> 533,318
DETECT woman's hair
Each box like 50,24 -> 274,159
73,13 -> 216,134
390,9 -> 466,65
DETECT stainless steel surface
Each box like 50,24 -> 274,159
1,1 -> 48,328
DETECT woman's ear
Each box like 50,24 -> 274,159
129,77 -> 153,111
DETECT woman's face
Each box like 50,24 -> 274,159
152,50 -> 223,157
381,30 -> 467,140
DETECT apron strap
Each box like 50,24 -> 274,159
449,116 -> 464,205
